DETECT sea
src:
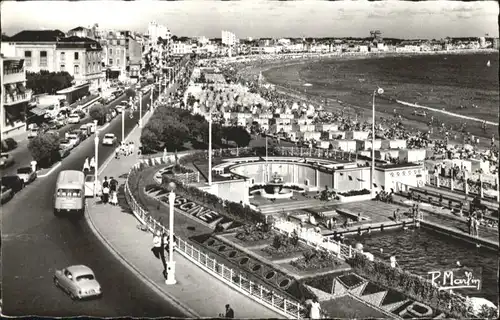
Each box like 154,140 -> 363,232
263,52 -> 499,126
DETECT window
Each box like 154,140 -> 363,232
74,65 -> 80,75
60,64 -> 66,72
74,52 -> 79,60
109,48 -> 113,55
40,51 -> 47,67
109,58 -> 113,65
120,39 -> 125,46
117,59 -> 120,66
60,52 -> 65,61
24,51 -> 32,66
57,188 -> 81,198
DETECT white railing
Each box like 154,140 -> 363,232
124,156 -> 305,319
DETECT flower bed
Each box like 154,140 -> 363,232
291,248 -> 344,271
346,253 -> 472,318
339,189 -> 371,197
261,234 -> 305,258
235,224 -> 273,242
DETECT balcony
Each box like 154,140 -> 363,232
3,67 -> 26,84
4,90 -> 32,106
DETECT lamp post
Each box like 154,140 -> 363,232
121,104 -> 125,143
139,91 -> 143,128
208,104 -> 213,186
165,181 -> 177,285
371,87 -> 384,197
93,120 -> 99,197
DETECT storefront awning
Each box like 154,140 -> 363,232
17,83 -> 26,93
29,106 -> 46,116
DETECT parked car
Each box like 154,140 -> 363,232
115,105 -> 124,113
1,186 -> 13,204
53,265 -> 102,300
74,109 -> 86,119
68,114 -> 81,124
60,139 -> 74,150
1,175 -> 25,193
109,109 -> 117,118
101,133 -> 117,146
58,147 -> 71,159
28,127 -> 39,139
66,132 -> 81,147
1,138 -> 18,152
48,119 -> 65,130
0,153 -> 15,169
16,167 -> 37,184
84,175 -> 102,197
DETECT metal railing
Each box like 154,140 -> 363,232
123,155 -> 305,319
4,91 -> 32,104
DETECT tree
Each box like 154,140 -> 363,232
125,88 -> 136,100
89,104 -> 107,125
223,126 -> 252,147
28,133 -> 60,167
26,70 -> 74,94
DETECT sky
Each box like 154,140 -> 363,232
1,0 -> 499,39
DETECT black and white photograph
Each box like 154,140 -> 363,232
0,0 -> 498,318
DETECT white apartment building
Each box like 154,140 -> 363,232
221,30 -> 237,47
148,21 -> 171,43
171,41 -> 193,55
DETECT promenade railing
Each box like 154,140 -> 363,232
124,154 -> 305,319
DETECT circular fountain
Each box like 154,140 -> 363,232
259,173 -> 302,200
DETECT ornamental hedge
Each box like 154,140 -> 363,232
346,253 -> 472,318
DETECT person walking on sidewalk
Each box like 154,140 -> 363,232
129,142 -> 135,156
102,177 -> 110,204
83,157 -> 90,174
224,304 -> 234,318
151,231 -> 162,259
473,216 -> 479,238
160,232 -> 168,272
90,156 -> 96,172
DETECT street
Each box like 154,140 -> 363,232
0,94 -> 127,177
1,89 -> 186,317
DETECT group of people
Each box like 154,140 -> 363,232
101,176 -> 118,206
83,157 -> 96,173
115,141 -> 137,159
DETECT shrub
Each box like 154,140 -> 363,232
89,104 -> 107,125
28,133 -> 61,167
291,248 -> 342,271
235,223 -> 273,242
339,189 -> 370,197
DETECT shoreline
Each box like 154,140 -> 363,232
229,50 -> 498,149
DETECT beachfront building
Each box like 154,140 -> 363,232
100,30 -> 142,81
2,30 -> 105,90
171,41 -> 193,55
1,54 -> 32,138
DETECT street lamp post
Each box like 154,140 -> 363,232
371,87 -> 384,197
139,91 -> 143,128
93,120 -> 99,197
122,105 -> 125,143
165,182 -> 177,285
208,106 -> 213,186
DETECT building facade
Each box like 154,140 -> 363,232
1,55 -> 32,138
221,30 -> 237,47
2,30 -> 105,89
99,30 -> 142,80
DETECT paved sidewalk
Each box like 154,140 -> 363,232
85,88 -> 283,319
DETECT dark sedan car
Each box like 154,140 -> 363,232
1,175 -> 25,194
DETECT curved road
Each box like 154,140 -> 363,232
1,90 -> 186,317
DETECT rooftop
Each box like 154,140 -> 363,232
378,162 -> 422,170
8,30 -> 65,42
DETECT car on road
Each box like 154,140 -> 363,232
59,147 -> 71,159
1,175 -> 25,194
101,133 -> 117,146
1,185 -> 14,204
60,139 -> 74,150
1,138 -> 18,152
17,167 -> 37,184
0,153 -> 15,169
53,265 -> 102,300
66,132 -> 81,147
48,119 -> 65,130
115,105 -> 124,113
28,127 -> 39,139
68,114 -> 81,124
84,175 -> 102,197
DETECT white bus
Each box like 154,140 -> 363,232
54,170 -> 85,216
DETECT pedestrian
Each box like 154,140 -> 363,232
83,157 -> 90,174
129,141 -> 135,155
90,156 -> 96,171
102,184 -> 110,204
109,190 -> 118,206
224,304 -> 234,319
309,298 -> 321,320
159,232 -> 167,272
467,215 -> 472,235
474,216 -> 479,238
115,147 -> 120,159
151,230 -> 162,259
109,177 -> 118,193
